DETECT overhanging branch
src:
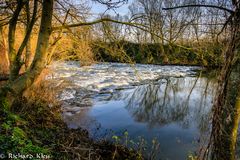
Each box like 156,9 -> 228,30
52,18 -> 147,31
52,18 -> 193,52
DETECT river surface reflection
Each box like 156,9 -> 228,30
50,62 -> 217,160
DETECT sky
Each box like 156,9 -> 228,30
90,0 -> 133,16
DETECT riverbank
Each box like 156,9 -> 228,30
0,83 -> 143,160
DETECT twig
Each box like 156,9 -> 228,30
162,4 -> 234,14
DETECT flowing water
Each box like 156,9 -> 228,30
48,62 -> 217,160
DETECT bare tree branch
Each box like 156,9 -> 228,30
162,4 -> 234,14
52,18 -> 147,30
93,0 -> 128,9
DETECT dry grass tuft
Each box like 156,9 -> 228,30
23,68 -> 59,107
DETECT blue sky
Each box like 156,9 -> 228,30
90,0 -> 133,16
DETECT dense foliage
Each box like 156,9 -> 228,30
92,41 -> 224,67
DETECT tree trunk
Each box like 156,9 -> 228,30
1,0 -> 53,100
211,9 -> 240,160
8,0 -> 25,81
24,0 -> 36,70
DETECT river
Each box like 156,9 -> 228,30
48,62 -> 217,160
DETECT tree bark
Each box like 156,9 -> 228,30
0,26 -> 9,74
24,1 -> 33,69
211,63 -> 240,160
